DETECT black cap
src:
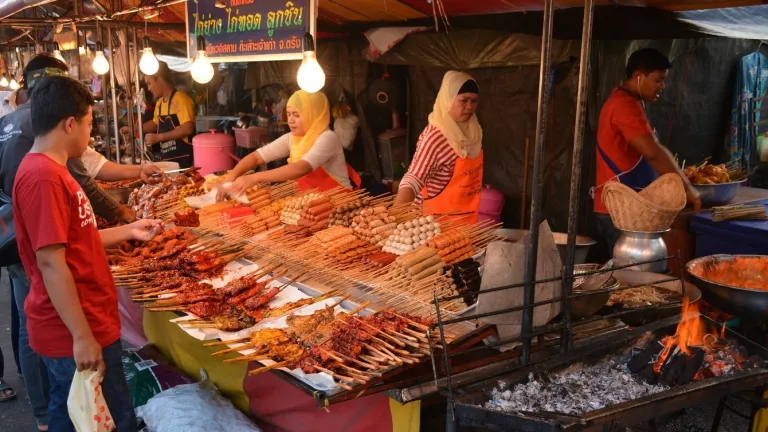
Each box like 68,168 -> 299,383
22,54 -> 69,90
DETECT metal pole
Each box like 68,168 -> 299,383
561,0 -> 595,353
521,0 -> 554,364
100,30 -> 111,160
122,27 -> 136,165
107,24 -> 120,164
132,28 -> 144,165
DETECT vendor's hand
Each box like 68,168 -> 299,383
117,206 -> 137,223
126,219 -> 164,241
228,174 -> 259,199
140,163 -> 164,184
73,334 -> 105,374
215,174 -> 238,202
686,186 -> 702,213
144,133 -> 161,146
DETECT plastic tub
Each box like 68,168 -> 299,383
192,130 -> 239,176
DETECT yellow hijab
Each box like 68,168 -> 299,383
286,90 -> 330,163
428,71 -> 483,158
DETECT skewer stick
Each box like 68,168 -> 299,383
313,365 -> 366,385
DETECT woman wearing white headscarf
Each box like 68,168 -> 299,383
394,70 -> 483,222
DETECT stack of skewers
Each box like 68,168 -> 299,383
204,303 -> 444,391
712,204 -> 768,222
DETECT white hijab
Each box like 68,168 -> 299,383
428,71 -> 483,158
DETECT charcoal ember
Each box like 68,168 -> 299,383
672,348 -> 705,385
677,348 -> 706,385
628,343 -> 663,374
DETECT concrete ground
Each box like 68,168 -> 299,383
0,269 -> 38,432
0,268 -> 754,432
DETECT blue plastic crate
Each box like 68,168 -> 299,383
689,199 -> 768,257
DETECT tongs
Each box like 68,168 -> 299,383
151,166 -> 201,177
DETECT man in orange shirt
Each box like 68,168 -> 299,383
593,48 -> 700,255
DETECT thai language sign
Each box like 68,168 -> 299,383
185,0 -> 315,63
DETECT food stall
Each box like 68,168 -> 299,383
3,0 -> 768,430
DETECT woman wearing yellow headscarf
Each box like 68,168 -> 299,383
395,71 -> 483,222
221,90 -> 360,199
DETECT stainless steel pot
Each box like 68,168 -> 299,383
613,229 -> 669,273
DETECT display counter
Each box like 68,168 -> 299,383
143,311 -> 420,432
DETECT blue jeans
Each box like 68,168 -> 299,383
41,340 -> 137,432
8,263 -> 49,427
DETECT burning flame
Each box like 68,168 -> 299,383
653,299 -> 717,374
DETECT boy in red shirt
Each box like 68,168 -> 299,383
593,48 -> 701,255
13,75 -> 162,432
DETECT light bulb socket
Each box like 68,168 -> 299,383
143,36 -> 151,50
196,35 -> 207,53
302,33 -> 315,53
96,41 -> 104,52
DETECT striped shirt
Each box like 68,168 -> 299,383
400,124 -> 457,202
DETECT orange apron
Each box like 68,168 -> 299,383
296,164 -> 361,192
421,150 -> 483,223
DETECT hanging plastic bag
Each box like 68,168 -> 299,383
332,98 -> 359,151
68,370 -> 115,432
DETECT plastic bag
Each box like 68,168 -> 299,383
122,345 -> 194,409
68,370 -> 115,432
136,370 -> 261,432
334,114 -> 360,151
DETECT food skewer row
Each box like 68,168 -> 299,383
382,216 -> 441,255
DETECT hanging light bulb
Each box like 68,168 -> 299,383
139,36 -> 159,75
296,33 -> 325,93
52,42 -> 65,62
0,76 -> 8,87
9,78 -> 19,90
190,36 -> 214,84
92,41 -> 109,75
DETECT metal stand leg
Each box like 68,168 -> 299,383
446,402 -> 456,432
710,398 -> 726,432
649,419 -> 659,432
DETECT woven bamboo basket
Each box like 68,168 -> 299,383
603,173 -> 686,231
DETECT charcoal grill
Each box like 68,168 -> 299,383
451,315 -> 768,431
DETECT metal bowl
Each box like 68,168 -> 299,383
573,261 -> 614,292
496,229 -> 596,265
686,254 -> 768,318
570,277 -> 617,319
610,269 -> 701,326
692,180 -> 745,207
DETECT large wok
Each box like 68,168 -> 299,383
605,269 -> 701,326
686,255 -> 768,318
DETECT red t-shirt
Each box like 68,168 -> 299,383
594,88 -> 654,214
13,153 -> 119,357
